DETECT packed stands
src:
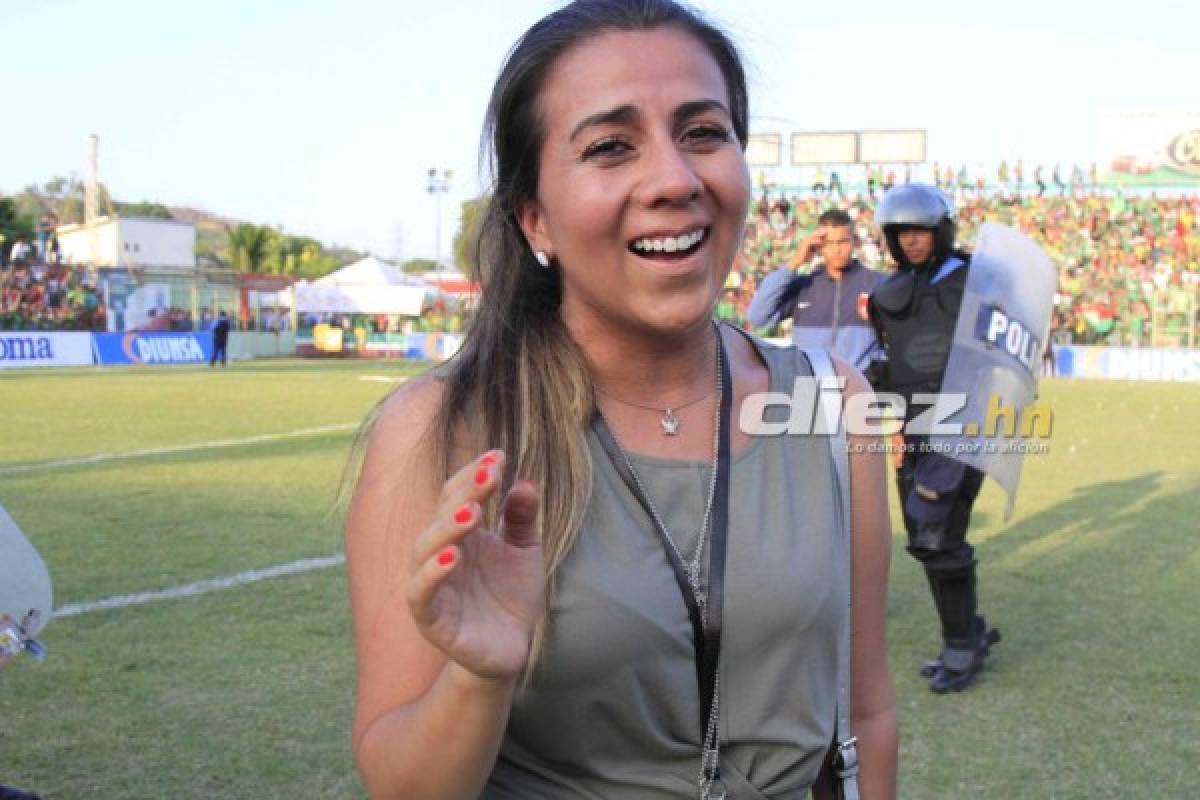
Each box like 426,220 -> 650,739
0,253 -> 105,331
724,187 -> 1199,347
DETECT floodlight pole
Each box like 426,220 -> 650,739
427,168 -> 453,315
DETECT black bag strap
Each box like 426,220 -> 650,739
589,331 -> 733,753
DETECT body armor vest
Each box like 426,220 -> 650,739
870,256 -> 968,407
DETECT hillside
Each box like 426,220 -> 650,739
3,177 -> 363,278
166,205 -> 364,273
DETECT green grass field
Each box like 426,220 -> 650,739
1,359 -> 1197,799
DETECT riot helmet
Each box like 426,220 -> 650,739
876,183 -> 957,269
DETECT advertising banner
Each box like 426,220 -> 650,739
297,331 -> 464,361
746,133 -> 782,167
124,282 -> 173,331
92,332 -> 213,366
1099,108 -> 1200,186
380,333 -> 463,360
1055,346 -> 1200,382
858,129 -> 926,164
0,332 -> 94,369
101,270 -> 136,332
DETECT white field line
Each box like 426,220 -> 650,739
0,423 -> 359,477
54,554 -> 346,618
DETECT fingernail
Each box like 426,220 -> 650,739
437,547 -> 455,567
474,467 -> 489,486
454,504 -> 472,524
480,453 -> 498,466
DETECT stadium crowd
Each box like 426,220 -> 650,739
0,245 -> 105,331
720,187 -> 1200,347
5,180 -> 1199,346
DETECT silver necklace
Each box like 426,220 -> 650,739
594,379 -> 717,436
601,327 -> 726,799
606,337 -> 722,605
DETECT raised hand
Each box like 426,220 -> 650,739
407,450 -> 544,684
801,229 -> 827,261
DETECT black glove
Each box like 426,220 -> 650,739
863,359 -> 889,391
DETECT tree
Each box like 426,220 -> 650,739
11,176 -> 115,225
0,197 -> 36,262
402,258 -> 438,275
270,234 -> 340,279
116,201 -> 173,219
226,223 -> 277,273
452,193 -> 491,273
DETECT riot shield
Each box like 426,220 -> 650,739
0,504 -> 52,661
927,223 -> 1056,520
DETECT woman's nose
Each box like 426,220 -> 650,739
635,141 -> 702,207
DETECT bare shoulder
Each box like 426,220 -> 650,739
355,373 -> 447,492
721,324 -> 770,394
829,355 -> 871,397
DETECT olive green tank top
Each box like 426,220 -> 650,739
484,338 -> 846,799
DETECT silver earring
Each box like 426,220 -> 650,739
535,251 -> 550,268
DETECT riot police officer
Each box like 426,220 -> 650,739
867,183 -> 1000,693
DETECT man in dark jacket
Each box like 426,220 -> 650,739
210,311 -> 231,367
747,209 -> 884,371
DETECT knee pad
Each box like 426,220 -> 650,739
906,526 -> 975,571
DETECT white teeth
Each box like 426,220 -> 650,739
633,228 -> 705,254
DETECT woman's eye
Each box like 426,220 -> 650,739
684,125 -> 731,145
581,137 -> 631,160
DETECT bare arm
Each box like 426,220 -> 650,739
347,377 -> 543,799
814,360 -> 899,800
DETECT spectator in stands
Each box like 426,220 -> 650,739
1052,164 -> 1066,196
829,169 -> 844,199
811,166 -> 828,195
9,239 -> 31,266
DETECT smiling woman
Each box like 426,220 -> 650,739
345,2 -> 896,799
518,24 -> 749,338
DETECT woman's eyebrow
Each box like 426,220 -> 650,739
672,98 -> 730,126
567,98 -> 731,143
569,104 -> 639,143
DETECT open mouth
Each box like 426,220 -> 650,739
628,227 -> 709,261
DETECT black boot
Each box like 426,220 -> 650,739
928,622 -> 1001,693
919,616 -> 1000,677
919,559 -> 1000,692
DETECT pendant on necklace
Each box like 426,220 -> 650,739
661,408 -> 681,436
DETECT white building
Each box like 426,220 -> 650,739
56,216 -> 196,269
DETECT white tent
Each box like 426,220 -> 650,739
313,255 -> 407,287
296,256 -> 427,315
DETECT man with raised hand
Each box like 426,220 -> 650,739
747,208 -> 884,371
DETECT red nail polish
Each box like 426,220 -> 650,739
480,454 -> 498,466
475,468 -> 489,486
437,548 -> 455,567
454,505 -> 472,524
